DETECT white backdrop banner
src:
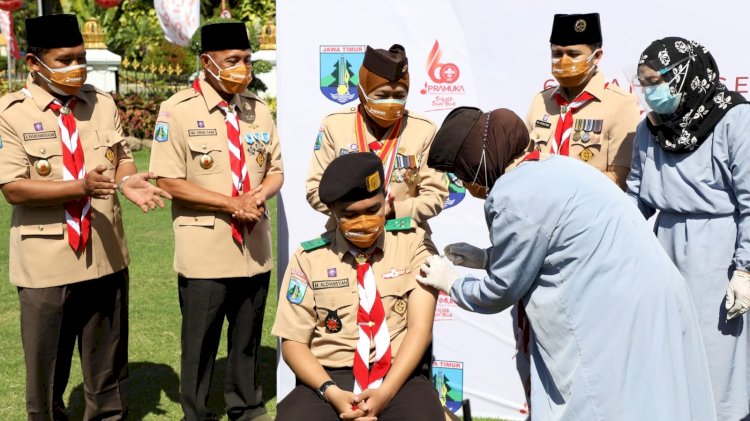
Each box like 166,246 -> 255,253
155,0 -> 200,47
275,1 -> 750,418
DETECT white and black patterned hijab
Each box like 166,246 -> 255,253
639,37 -> 747,153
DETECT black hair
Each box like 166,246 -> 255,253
26,46 -> 48,59
587,43 -> 602,51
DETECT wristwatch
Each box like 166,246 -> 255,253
317,380 -> 337,401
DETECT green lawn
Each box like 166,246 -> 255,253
0,150 -> 504,420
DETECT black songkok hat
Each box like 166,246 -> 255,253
362,44 -> 409,81
26,14 -> 83,49
201,22 -> 251,53
427,106 -> 483,173
549,13 -> 602,46
319,153 -> 384,205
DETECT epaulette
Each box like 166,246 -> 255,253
385,216 -> 414,232
167,88 -> 201,106
325,106 -> 358,118
239,90 -> 263,104
404,109 -> 436,126
604,82 -> 631,97
301,236 -> 332,251
0,91 -> 26,112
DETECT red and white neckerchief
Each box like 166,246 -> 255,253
193,80 -> 251,244
23,86 -> 90,252
355,107 -> 402,197
352,252 -> 392,396
552,90 -> 596,156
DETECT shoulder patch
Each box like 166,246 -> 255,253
301,236 -> 332,251
286,277 -> 308,304
385,216 -> 414,232
154,121 -> 169,142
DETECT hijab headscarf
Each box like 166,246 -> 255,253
429,107 -> 530,190
639,37 -> 747,153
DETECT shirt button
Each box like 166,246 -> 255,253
194,217 -> 199,221
91,213 -> 97,220
533,133 -> 539,140
201,144 -> 207,150
38,225 -> 43,231
39,148 -> 46,155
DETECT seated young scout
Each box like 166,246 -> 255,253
273,152 -> 444,420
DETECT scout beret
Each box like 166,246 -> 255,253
26,14 -> 84,49
362,44 -> 409,82
319,153 -> 384,205
427,106 -> 483,173
549,13 -> 602,46
201,22 -> 251,53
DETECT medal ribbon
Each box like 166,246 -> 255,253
48,98 -> 91,252
193,79 -> 251,244
355,107 -> 402,196
352,253 -> 392,396
552,91 -> 595,156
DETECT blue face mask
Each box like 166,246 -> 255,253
644,83 -> 682,115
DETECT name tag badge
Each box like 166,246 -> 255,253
312,279 -> 349,290
534,120 -> 552,129
23,131 -> 56,141
187,129 -> 218,137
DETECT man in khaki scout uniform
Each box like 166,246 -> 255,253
274,152 -> 443,421
149,21 -> 281,421
306,44 -> 447,232
525,13 -> 641,190
0,14 -> 169,421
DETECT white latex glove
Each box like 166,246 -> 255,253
726,270 -> 750,320
444,242 -> 487,269
416,255 -> 460,294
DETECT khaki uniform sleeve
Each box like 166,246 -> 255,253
272,250 -> 318,343
149,102 -> 187,179
111,100 -> 134,166
393,123 -> 448,223
263,107 -> 283,177
408,230 -> 438,275
0,106 -> 29,185
607,93 -> 641,169
305,120 -> 337,214
524,93 -> 543,153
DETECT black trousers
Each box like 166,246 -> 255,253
276,368 -> 444,421
18,269 -> 129,421
178,272 -> 270,421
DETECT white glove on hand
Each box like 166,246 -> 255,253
726,270 -> 750,320
444,242 -> 487,269
416,255 -> 460,294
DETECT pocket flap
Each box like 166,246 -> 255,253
377,278 -> 416,298
177,214 -> 216,227
22,140 -> 62,158
187,138 -> 224,154
530,128 -> 552,143
93,130 -> 124,149
315,290 -> 355,310
20,221 -> 64,236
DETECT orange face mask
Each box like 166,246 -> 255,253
36,58 -> 87,96
206,55 -> 253,94
337,213 -> 386,249
359,84 -> 406,127
551,50 -> 597,88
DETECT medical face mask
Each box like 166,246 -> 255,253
206,54 -> 253,94
644,83 -> 683,115
359,84 -> 406,127
35,58 -> 87,96
335,212 -> 385,249
551,50 -> 598,88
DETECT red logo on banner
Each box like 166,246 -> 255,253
426,40 -> 461,84
420,40 -> 466,112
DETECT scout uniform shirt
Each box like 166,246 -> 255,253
525,72 -> 641,189
0,76 -> 132,288
149,74 -> 283,279
273,218 -> 436,367
306,107 -> 447,231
